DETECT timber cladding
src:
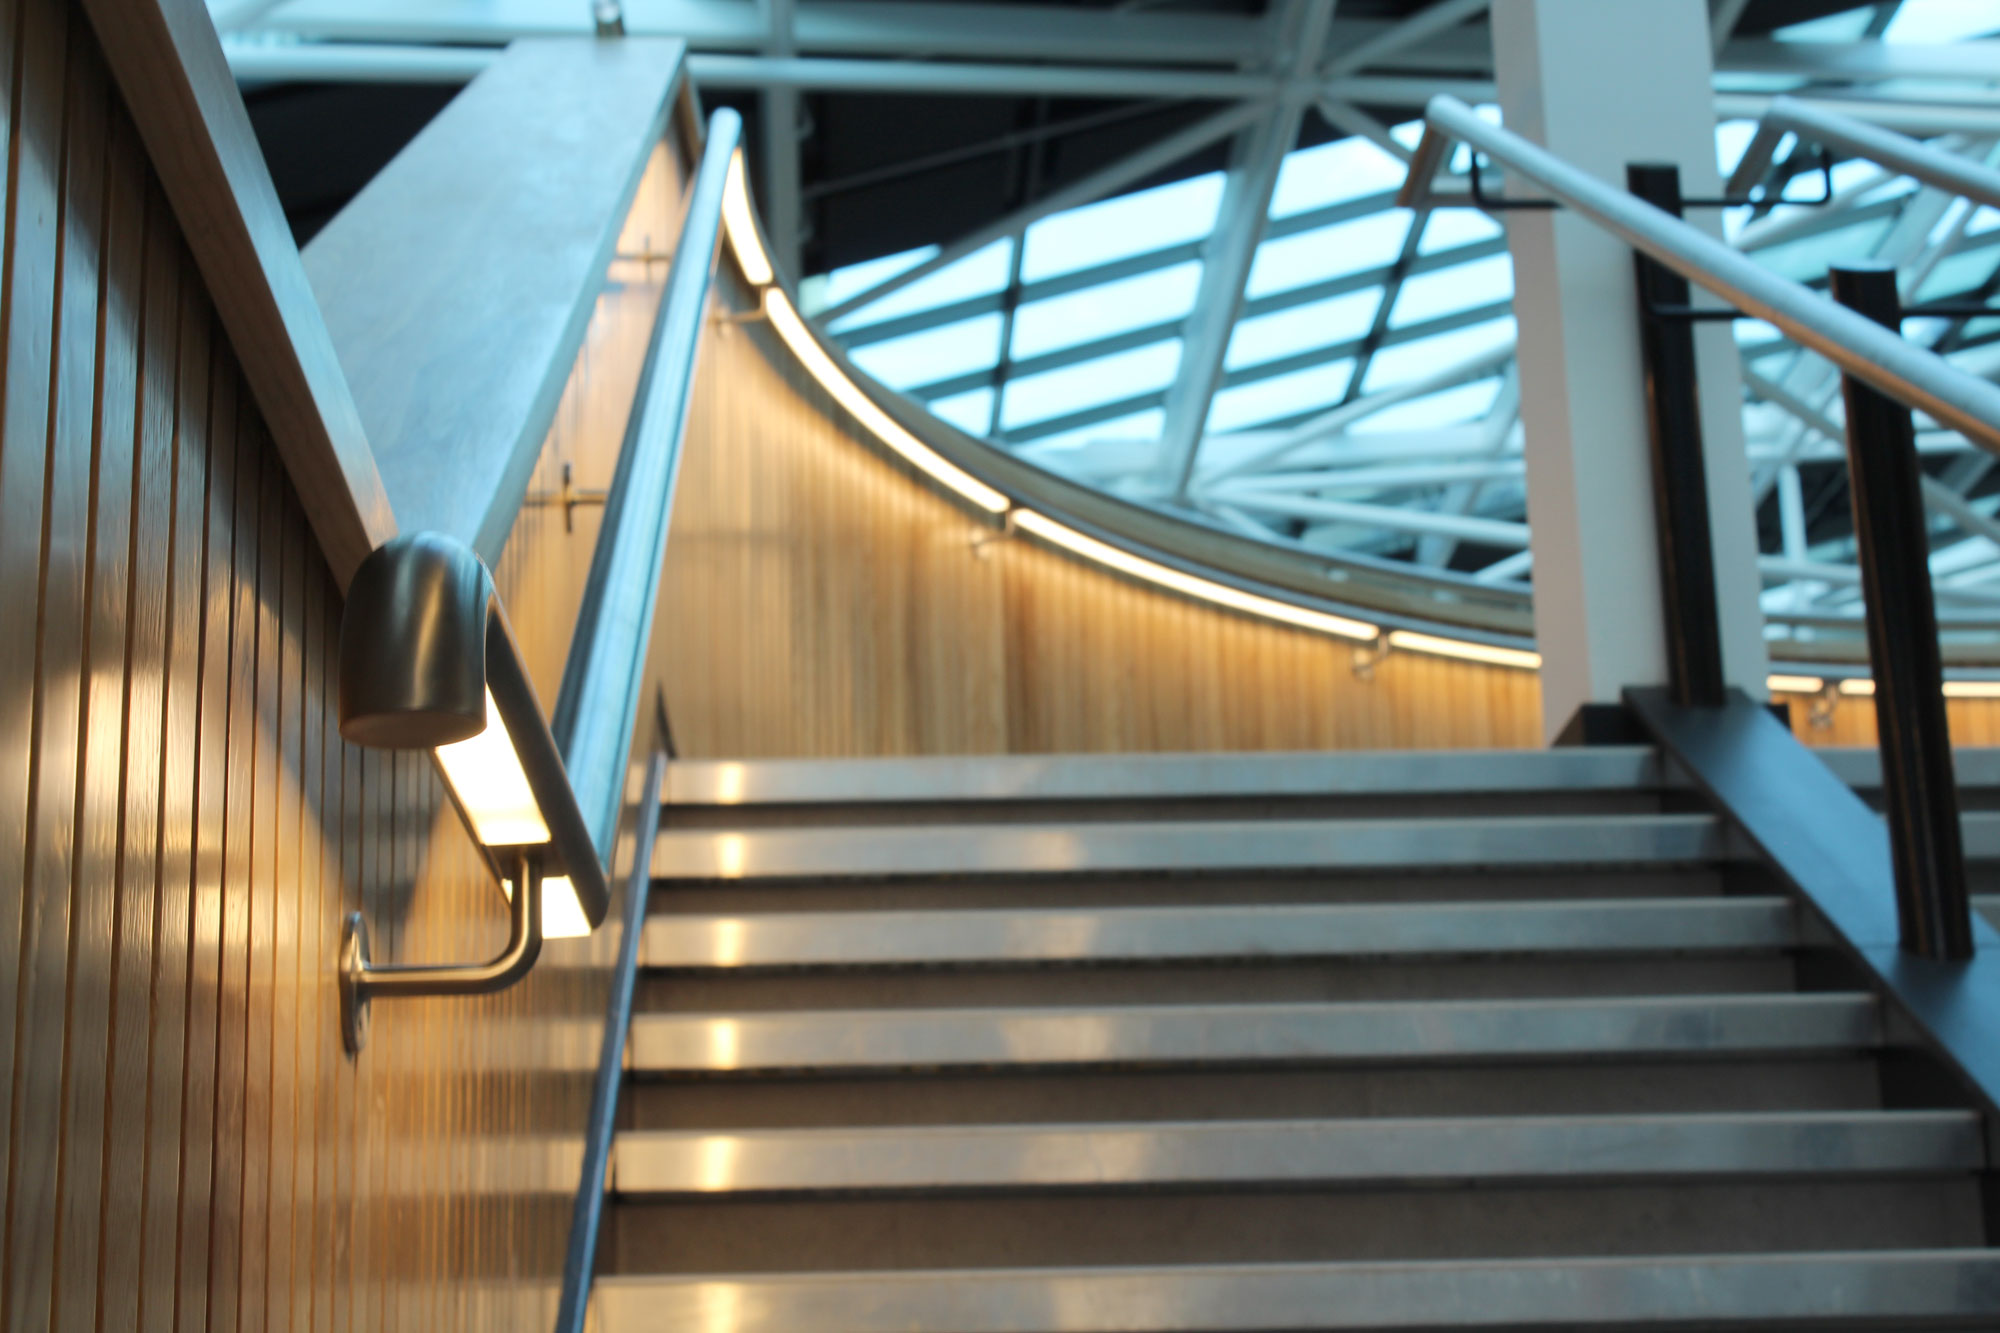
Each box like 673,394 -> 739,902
0,1 -> 620,1328
660,271 -> 1548,756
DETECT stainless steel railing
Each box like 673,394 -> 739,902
1399,94 -> 2000,454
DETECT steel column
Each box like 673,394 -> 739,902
1828,261 -> 1971,962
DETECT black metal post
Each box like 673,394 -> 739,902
1628,163 -> 1727,708
1828,262 -> 1972,962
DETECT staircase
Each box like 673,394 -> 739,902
592,747 -> 2000,1331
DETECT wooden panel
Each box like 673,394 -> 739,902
75,0 -> 394,588
658,271 -> 1544,757
493,136 -> 689,711
0,4 -> 626,1328
1772,684 -> 2000,751
304,37 -> 685,565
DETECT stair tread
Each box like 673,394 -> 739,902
628,992 -> 1881,1073
652,813 -> 1732,880
662,749 -> 1670,806
613,1109 -> 1982,1195
642,897 -> 1797,969
593,1248 -> 2000,1330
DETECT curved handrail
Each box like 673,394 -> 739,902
1400,95 -> 2000,455
550,108 -> 743,858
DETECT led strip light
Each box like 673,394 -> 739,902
721,152 -> 1992,697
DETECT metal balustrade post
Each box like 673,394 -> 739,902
1828,262 -> 1972,962
1627,163 -> 1727,708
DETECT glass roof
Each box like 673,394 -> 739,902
795,0 -> 2000,637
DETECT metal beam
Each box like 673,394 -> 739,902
816,101 -> 1262,325
1159,0 -> 1342,497
1709,0 -> 1752,55
1314,96 -> 1414,163
1201,340 -> 1516,485
1323,0 -> 1491,80
1219,490 -> 1531,545
759,0 -> 803,277
1714,92 -> 2000,138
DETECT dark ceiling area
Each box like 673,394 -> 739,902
249,0 -> 1878,268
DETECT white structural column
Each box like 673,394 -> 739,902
1493,0 -> 1767,741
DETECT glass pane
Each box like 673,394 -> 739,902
1351,377 -> 1504,434
1247,211 -> 1411,299
1207,359 -> 1355,433
1022,174 -> 1225,282
1418,208 -> 1503,256
848,313 -> 1003,391
1883,0 -> 2000,43
1027,408 -> 1166,454
1391,253 -> 1514,328
1364,316 -> 1517,391
1001,340 -> 1183,429
1269,135 -> 1408,218
1753,218 -> 1893,282
808,244 -> 938,314
830,239 -> 1014,328
1226,289 -> 1380,370
1011,262 -> 1202,360
928,387 -> 997,436
1917,244 -> 2000,301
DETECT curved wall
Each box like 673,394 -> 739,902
659,273 -> 1547,755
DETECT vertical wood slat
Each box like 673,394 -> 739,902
11,11 -> 96,1328
0,4 -> 629,1329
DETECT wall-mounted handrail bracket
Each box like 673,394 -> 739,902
340,849 -> 545,1054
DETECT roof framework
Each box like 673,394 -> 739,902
215,0 -> 2000,638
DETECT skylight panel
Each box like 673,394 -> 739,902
1883,0 -> 2000,43
829,239 -> 1014,327
1418,209 -> 1504,256
1716,120 -> 1763,179
810,244 -> 938,314
1022,174 -> 1225,282
1247,211 -> 1411,299
1000,339 -> 1183,430
1915,243 -> 2000,301
1349,378 -> 1504,435
1753,217 -> 1894,282
1010,262 -> 1202,360
1363,317 -> 1517,392
848,312 -> 1004,391
1207,359 -> 1355,433
1226,289 -> 1379,370
1026,409 -> 1167,455
928,387 -> 997,437
1774,9 -> 1878,41
1391,254 -> 1514,328
1269,135 -> 1410,219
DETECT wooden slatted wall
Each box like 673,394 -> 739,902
1771,685 -> 2000,749
658,274 -> 1546,756
0,3 -> 621,1327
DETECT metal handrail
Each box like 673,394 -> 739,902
552,752 -> 666,1333
1399,95 -> 2000,455
1729,96 -> 2000,213
549,108 -> 742,857
547,108 -> 742,1333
